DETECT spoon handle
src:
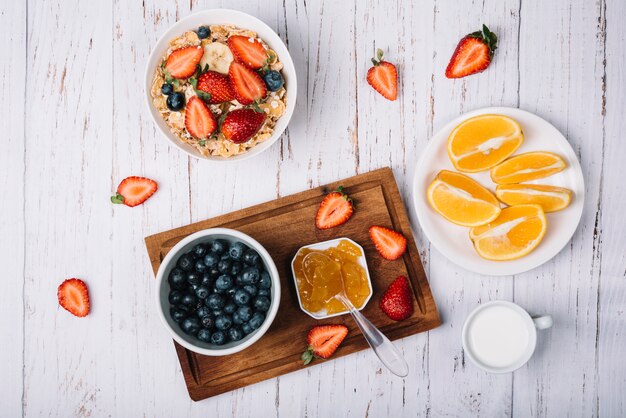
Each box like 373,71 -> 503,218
336,294 -> 409,377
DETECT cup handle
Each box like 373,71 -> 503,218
532,315 -> 553,330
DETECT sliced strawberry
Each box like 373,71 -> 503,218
301,325 -> 348,365
445,25 -> 497,79
380,276 -> 414,321
58,278 -> 90,317
221,108 -> 266,144
196,71 -> 236,104
315,186 -> 354,229
229,61 -> 267,105
369,225 -> 407,261
164,46 -> 204,79
184,96 -> 217,139
228,35 -> 268,69
111,176 -> 158,207
366,49 -> 398,101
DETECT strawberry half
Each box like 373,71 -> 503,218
229,61 -> 267,105
366,48 -> 398,101
301,325 -> 348,365
380,276 -> 414,321
445,25 -> 497,79
58,278 -> 90,317
221,108 -> 266,144
369,225 -> 407,261
315,186 -> 354,229
164,46 -> 204,79
111,176 -> 158,207
185,96 -> 217,139
228,35 -> 268,69
196,71 -> 236,104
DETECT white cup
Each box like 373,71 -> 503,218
462,301 -> 552,373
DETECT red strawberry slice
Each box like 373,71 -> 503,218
228,35 -> 268,69
301,325 -> 349,365
58,278 -> 90,317
196,71 -> 236,104
221,108 -> 266,144
445,25 -> 497,79
184,96 -> 217,139
229,61 -> 267,105
380,276 -> 414,321
164,46 -> 204,79
369,225 -> 407,261
111,176 -> 158,207
315,186 -> 354,229
366,49 -> 398,101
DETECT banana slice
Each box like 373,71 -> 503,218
200,42 -> 234,74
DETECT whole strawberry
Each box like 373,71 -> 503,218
445,24 -> 497,79
221,108 -> 266,143
380,276 -> 414,321
196,71 -> 236,104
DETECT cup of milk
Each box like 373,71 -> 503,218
462,301 -> 552,373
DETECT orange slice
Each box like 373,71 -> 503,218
427,170 -> 501,227
469,204 -> 547,261
496,184 -> 572,212
447,114 -> 524,173
490,151 -> 566,184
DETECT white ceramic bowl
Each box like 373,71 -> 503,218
155,228 -> 281,356
290,238 -> 373,320
144,9 -> 297,162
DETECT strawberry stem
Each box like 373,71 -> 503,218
371,48 -> 385,66
110,193 -> 125,204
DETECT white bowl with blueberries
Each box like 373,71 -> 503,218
155,228 -> 280,356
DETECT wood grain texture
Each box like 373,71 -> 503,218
1,0 -> 624,416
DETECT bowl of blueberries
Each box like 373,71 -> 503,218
155,228 -> 280,355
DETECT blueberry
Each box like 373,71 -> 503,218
257,288 -> 270,297
226,287 -> 237,299
215,275 -> 234,291
234,306 -> 253,324
234,289 -> 251,306
211,309 -> 224,317
161,83 -> 174,95
210,330 -> 226,345
208,267 -> 220,278
197,328 -> 212,342
181,293 -> 198,307
195,285 -> 210,299
194,259 -> 207,273
166,92 -> 185,111
210,240 -> 228,255
243,284 -> 258,297
217,259 -> 232,274
228,242 -> 247,261
200,272 -> 213,287
228,327 -> 244,342
224,302 -> 237,314
193,244 -> 208,258
241,322 -> 254,335
215,314 -> 233,331
220,253 -> 230,261
263,70 -> 284,92
259,271 -> 272,289
168,290 -> 184,305
168,268 -> 187,289
230,261 -> 243,276
197,26 -> 211,39
249,312 -> 265,330
187,272 -> 200,286
177,254 -> 194,271
200,315 -> 214,329
196,306 -> 210,318
181,317 -> 201,335
170,307 -> 187,323
205,293 -> 225,310
203,252 -> 219,268
253,296 -> 271,312
240,267 -> 260,284
243,249 -> 261,266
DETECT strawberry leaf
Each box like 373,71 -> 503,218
468,24 -> 498,57
110,193 -> 125,204
301,347 -> 314,365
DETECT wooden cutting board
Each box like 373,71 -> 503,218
145,167 -> 440,401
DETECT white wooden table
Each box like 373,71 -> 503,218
2,0 -> 625,416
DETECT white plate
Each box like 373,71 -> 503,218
412,107 -> 585,276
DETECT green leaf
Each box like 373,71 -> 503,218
199,140 -> 206,146
301,349 -> 314,366
251,101 -> 264,113
377,48 -> 384,61
196,90 -> 212,102
110,193 -> 125,204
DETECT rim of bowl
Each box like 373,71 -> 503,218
155,228 -> 281,356
290,237 -> 373,320
144,9 -> 297,162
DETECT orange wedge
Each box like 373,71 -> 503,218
427,170 -> 501,227
496,184 -> 572,212
469,204 -> 547,261
447,114 -> 524,173
490,151 -> 566,184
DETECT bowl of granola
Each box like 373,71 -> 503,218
145,9 -> 296,161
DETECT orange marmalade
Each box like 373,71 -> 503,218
292,240 -> 371,316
